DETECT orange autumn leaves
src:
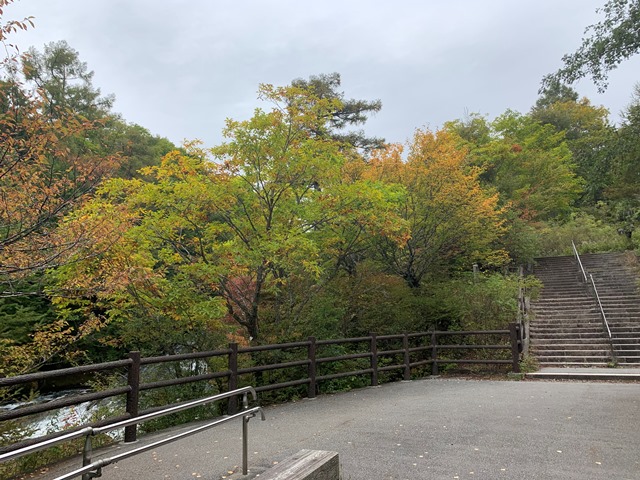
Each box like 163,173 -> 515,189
364,129 -> 506,287
0,92 -> 120,281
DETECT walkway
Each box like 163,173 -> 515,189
27,377 -> 640,480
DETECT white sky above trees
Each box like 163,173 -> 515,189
8,0 -> 640,147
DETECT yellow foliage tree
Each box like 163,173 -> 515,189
364,129 -> 507,287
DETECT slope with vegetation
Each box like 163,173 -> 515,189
0,0 -> 639,381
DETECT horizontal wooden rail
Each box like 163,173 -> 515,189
0,324 -> 521,458
0,360 -> 132,387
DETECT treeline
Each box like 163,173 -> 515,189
1,18 -> 639,377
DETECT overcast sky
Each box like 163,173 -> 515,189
7,0 -> 640,148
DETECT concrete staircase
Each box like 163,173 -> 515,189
580,252 -> 640,366
529,252 -> 640,367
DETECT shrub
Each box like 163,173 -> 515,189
536,212 -> 630,256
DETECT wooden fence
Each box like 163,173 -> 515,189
0,324 -> 522,455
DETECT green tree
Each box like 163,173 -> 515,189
22,40 -> 113,119
604,83 -> 640,238
534,80 -> 579,109
290,72 -> 384,152
21,41 -> 173,179
210,83 -> 404,339
463,111 -> 584,221
106,122 -> 177,179
541,0 -> 640,92
531,96 -> 614,204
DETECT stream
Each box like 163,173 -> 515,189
1,389 -> 123,440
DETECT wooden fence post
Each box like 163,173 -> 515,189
228,343 -> 239,414
370,333 -> 378,386
308,337 -> 317,399
509,323 -> 521,373
124,351 -> 140,443
403,333 -> 411,380
431,332 -> 439,375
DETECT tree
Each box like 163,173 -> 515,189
104,121 -> 177,179
22,40 -> 114,119
613,83 -> 640,197
0,2 -> 127,374
452,111 -> 584,221
51,84 -> 407,345
208,83 -> 404,340
48,161 -> 231,356
531,96 -> 614,204
604,83 -> 640,238
289,72 -> 385,152
364,129 -> 507,288
0,83 -> 121,290
21,41 -> 172,179
541,0 -> 640,92
0,14 -> 121,294
534,80 -> 579,110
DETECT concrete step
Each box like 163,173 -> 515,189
531,349 -> 611,357
615,352 -> 640,360
537,360 -> 611,367
530,344 -> 610,352
530,338 -> 609,345
529,327 -> 607,334
531,313 -> 602,320
611,337 -> 640,344
535,354 -> 611,363
611,326 -> 640,333
530,332 -> 608,341
533,304 -> 599,311
617,359 -> 640,365
526,367 -> 640,380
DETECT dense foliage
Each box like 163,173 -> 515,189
1,0 -> 639,377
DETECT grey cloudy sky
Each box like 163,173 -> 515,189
8,0 -> 640,148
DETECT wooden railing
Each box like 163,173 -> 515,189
0,325 -> 522,458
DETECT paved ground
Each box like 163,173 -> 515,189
21,377 -> 640,480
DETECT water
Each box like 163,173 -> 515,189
1,390 -> 122,440
1,358 -> 217,443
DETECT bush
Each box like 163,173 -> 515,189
536,212 -> 630,256
423,272 -> 536,331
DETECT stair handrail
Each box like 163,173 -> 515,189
571,240 -> 588,283
572,241 -> 617,364
589,273 -> 617,363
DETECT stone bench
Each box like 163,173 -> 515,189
259,449 -> 340,480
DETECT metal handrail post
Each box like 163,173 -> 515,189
242,392 -> 249,475
81,434 -> 94,480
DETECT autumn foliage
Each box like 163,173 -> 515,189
365,129 -> 507,287
2,0 -> 639,376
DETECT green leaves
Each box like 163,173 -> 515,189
541,0 -> 640,92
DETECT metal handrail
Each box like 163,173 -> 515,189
572,241 -> 616,364
0,386 -> 264,479
571,240 -> 588,283
590,273 -> 617,363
